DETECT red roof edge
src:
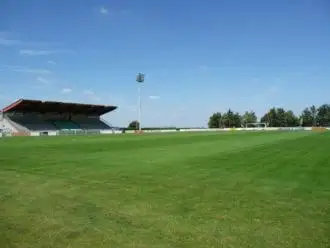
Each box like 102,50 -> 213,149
2,99 -> 24,113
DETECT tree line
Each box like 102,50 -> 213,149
127,120 -> 177,130
208,104 -> 330,128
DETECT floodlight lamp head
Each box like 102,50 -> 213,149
136,73 -> 145,83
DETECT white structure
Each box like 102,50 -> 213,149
1,99 -> 119,136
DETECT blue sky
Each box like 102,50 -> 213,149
1,0 -> 329,127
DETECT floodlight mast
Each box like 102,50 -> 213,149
136,73 -> 145,131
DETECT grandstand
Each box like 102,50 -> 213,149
0,99 -> 118,136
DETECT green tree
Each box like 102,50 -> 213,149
316,104 -> 330,126
300,107 -> 314,126
222,109 -> 233,128
261,108 -> 278,127
221,109 -> 241,128
233,112 -> 242,127
128,120 -> 140,130
241,111 -> 257,127
285,110 -> 299,127
208,112 -> 222,128
310,105 -> 317,126
276,108 -> 286,127
260,113 -> 269,126
261,108 -> 299,127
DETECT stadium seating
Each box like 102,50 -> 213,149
52,120 -> 81,130
74,118 -> 111,130
10,115 -> 57,131
9,116 -> 111,131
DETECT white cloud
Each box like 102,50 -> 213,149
61,88 -> 72,94
100,7 -> 109,15
36,76 -> 50,84
82,90 -> 101,102
96,7 -> 130,18
1,65 -> 51,75
47,60 -> 56,65
149,95 -> 160,100
20,49 -> 73,56
21,68 -> 51,74
0,31 -> 60,47
0,31 -> 21,46
0,38 -> 22,46
83,90 -> 95,95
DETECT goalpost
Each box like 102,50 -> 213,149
245,122 -> 268,128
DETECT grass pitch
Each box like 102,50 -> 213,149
0,131 -> 329,248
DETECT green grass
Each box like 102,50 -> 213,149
0,131 -> 329,248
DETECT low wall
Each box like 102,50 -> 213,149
178,127 -> 309,132
117,127 -> 303,134
100,130 -> 122,134
11,132 -> 30,136
1,127 -> 327,138
30,131 -> 40,136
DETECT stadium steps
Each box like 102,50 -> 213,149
5,116 -> 29,133
100,118 -> 113,129
73,118 -> 112,130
